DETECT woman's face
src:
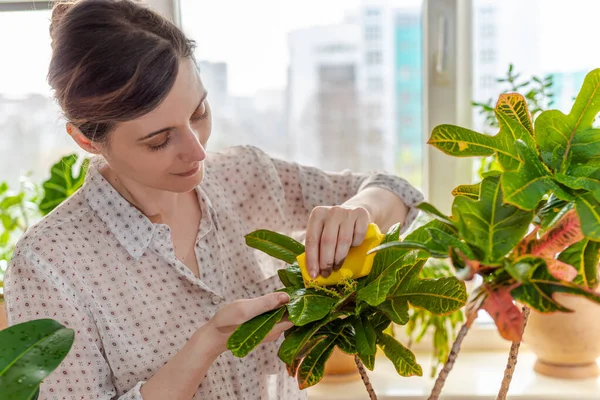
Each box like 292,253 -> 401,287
101,58 -> 211,193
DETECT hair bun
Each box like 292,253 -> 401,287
50,1 -> 77,39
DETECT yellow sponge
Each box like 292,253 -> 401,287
297,223 -> 385,286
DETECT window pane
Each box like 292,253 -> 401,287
0,9 -> 79,186
472,0 -> 600,135
180,0 -> 424,187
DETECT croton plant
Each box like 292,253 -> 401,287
228,69 -> 600,399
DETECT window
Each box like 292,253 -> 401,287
479,48 -> 496,63
180,0 -> 424,185
366,51 -> 382,65
365,25 -> 381,40
0,7 -> 79,187
365,8 -> 381,17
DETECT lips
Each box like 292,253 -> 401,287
174,164 -> 200,177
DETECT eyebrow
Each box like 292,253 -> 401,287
137,91 -> 208,141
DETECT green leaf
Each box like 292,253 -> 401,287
0,319 -> 74,400
511,260 -> 600,313
575,192 -> 600,241
534,196 -> 574,229
279,320 -> 330,366
245,230 -> 305,264
426,228 -> 475,259
429,94 -> 536,172
377,333 -> 422,377
358,253 -> 420,306
558,240 -> 600,288
39,154 -> 88,215
369,313 -> 392,334
416,203 -> 456,227
452,183 -> 480,200
555,167 -> 600,203
505,257 -> 534,283
388,260 -> 467,316
494,93 -> 534,136
354,314 -> 377,357
296,336 -> 336,389
452,176 -> 533,264
403,220 -> 457,259
277,264 -> 304,288
428,124 -> 511,165
335,326 -> 356,355
286,289 -> 337,326
227,307 -> 286,357
501,140 -> 570,210
367,241 -> 447,258
365,223 -> 402,285
536,69 -> 600,172
376,297 -> 409,325
0,193 -> 24,210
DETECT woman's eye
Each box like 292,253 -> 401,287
190,101 -> 208,121
148,134 -> 172,151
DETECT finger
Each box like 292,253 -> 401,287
264,320 -> 294,342
333,217 -> 356,271
352,212 -> 370,247
319,219 -> 341,278
306,208 -> 326,279
236,292 -> 290,323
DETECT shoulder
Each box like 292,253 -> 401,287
12,189 -> 92,258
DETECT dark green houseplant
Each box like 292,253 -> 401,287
0,154 -> 86,399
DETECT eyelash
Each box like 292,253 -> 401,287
190,101 -> 209,122
148,101 -> 208,151
149,135 -> 172,152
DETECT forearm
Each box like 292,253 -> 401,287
343,186 -> 409,232
140,324 -> 219,400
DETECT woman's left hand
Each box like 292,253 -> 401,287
304,205 -> 372,279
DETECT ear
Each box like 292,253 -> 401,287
67,123 -> 103,155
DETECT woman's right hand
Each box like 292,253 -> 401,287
205,292 -> 293,356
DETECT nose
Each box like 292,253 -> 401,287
179,127 -> 206,163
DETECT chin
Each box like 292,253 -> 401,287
166,168 -> 204,193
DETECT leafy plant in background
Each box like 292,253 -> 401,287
417,68 -> 600,399
473,64 -> 555,176
472,63 -> 554,130
227,224 -> 467,399
0,154 -> 87,286
0,177 -> 42,300
405,259 -> 464,378
0,154 -> 86,399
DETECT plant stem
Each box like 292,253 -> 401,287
354,355 -> 377,400
427,322 -> 471,400
496,307 -> 531,400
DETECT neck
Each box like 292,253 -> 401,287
100,165 -> 181,223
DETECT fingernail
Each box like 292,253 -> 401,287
310,269 -> 317,279
278,293 -> 290,303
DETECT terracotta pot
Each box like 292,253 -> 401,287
523,292 -> 600,379
323,348 -> 360,381
0,302 -> 7,330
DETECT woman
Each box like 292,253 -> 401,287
4,1 -> 423,399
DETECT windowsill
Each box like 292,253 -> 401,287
307,349 -> 600,400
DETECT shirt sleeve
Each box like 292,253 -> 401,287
4,251 -> 146,400
235,145 -> 424,234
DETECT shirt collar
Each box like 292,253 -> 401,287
83,159 -> 156,260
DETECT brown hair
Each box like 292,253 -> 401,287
49,0 -> 196,142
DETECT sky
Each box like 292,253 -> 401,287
1,0 -> 600,98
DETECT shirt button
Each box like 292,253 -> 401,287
211,295 -> 222,305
